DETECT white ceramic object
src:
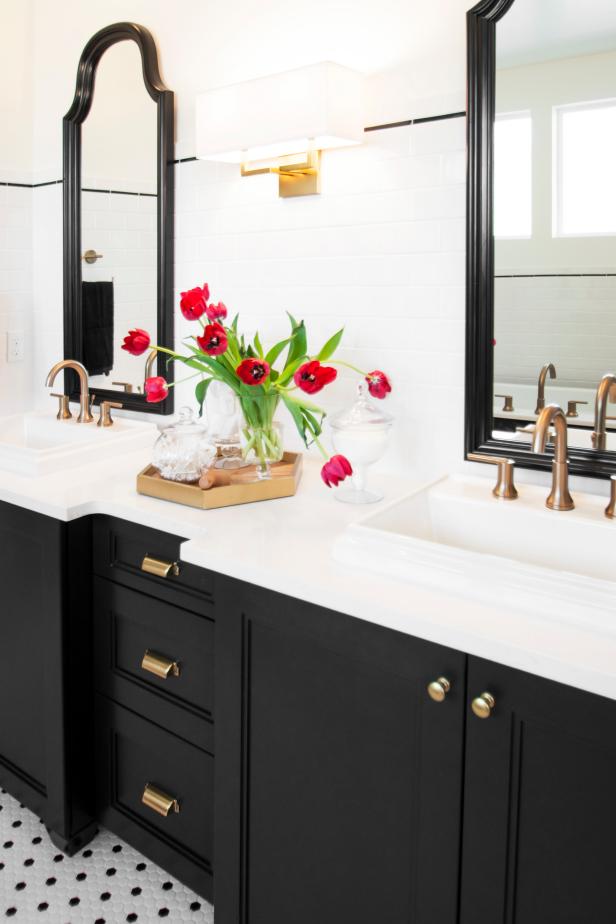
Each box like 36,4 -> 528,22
0,411 -> 154,476
333,474 -> 616,629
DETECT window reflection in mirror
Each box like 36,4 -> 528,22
80,40 -> 157,397
492,0 -> 616,451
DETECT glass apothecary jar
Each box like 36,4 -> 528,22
329,382 -> 393,504
152,406 -> 216,483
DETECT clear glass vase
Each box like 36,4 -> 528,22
239,392 -> 283,480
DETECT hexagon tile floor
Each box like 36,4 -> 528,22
0,789 -> 214,922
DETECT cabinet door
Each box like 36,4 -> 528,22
215,577 -> 466,924
461,656 -> 616,924
0,503 -> 59,803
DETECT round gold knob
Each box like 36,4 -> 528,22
472,692 -> 495,719
427,677 -> 451,703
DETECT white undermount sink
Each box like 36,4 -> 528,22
0,411 -> 154,476
334,475 -> 616,627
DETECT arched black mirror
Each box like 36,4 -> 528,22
466,0 -> 616,478
63,22 -> 174,414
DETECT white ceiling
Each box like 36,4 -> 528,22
497,0 -> 616,68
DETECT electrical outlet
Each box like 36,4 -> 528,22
6,331 -> 24,363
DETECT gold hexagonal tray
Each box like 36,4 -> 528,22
136,452 -> 302,510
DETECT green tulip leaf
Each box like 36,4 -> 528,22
316,327 -> 344,362
195,377 -> 212,417
265,337 -> 291,369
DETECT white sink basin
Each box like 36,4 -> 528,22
0,411 -> 155,476
334,476 -> 616,627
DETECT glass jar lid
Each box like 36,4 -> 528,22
156,406 -> 208,436
329,382 -> 394,431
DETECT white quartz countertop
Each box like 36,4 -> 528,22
1,444 -> 616,703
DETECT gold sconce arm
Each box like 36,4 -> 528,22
241,150 -> 321,198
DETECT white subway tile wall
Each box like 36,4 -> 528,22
0,184 -> 33,415
173,118 -> 466,478
23,116 -> 466,478
495,273 -> 616,389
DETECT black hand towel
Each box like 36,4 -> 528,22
82,280 -> 114,376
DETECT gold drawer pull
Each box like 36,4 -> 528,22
427,677 -> 451,703
472,691 -> 496,719
142,783 -> 180,817
141,649 -> 180,680
141,555 -> 180,579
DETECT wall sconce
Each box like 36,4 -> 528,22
195,62 -> 365,198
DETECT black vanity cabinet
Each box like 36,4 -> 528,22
460,656 -> 616,924
215,577 -> 467,924
3,505 -> 616,920
0,501 -> 95,854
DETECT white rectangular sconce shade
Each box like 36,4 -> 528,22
196,62 -> 365,164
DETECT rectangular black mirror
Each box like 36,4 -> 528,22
466,0 -> 616,479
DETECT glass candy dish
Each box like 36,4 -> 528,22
329,382 -> 393,504
152,406 -> 216,483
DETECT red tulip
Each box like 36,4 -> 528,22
206,301 -> 227,321
321,454 -> 353,488
293,360 -> 337,394
366,370 -> 392,399
144,376 -> 169,403
121,328 -> 150,356
236,358 -> 270,386
197,322 -> 228,356
180,284 -> 210,321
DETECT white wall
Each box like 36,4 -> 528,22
29,0 -> 473,178
171,119 -> 466,476
0,185 -> 33,415
0,0 -> 33,179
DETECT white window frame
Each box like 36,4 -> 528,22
553,97 -> 616,239
494,110 -> 533,240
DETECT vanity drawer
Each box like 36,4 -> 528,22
92,516 -> 214,612
93,578 -> 214,751
95,696 -> 213,900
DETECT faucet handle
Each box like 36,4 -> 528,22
112,381 -> 134,394
467,453 -> 518,500
97,401 -> 123,428
495,394 -> 514,412
516,424 -> 557,440
51,393 -> 72,420
566,400 -> 588,418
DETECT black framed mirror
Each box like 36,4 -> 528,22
466,0 -> 616,478
63,22 -> 174,415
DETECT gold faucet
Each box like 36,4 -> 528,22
45,360 -> 94,423
591,373 -> 616,451
531,404 -> 574,511
535,362 -> 556,415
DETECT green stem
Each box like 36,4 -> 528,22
167,371 -> 201,387
312,436 -> 330,461
329,359 -> 367,376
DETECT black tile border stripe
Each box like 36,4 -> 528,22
496,273 -> 616,278
81,187 -> 157,197
1,109 -> 467,183
364,111 -> 466,132
0,179 -> 63,188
